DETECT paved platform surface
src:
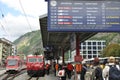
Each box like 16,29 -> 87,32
0,68 -> 75,80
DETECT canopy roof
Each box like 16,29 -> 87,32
39,14 -> 97,52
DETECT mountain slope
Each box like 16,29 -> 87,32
14,30 -> 43,55
90,33 -> 120,44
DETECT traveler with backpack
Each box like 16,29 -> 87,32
75,62 -> 82,80
81,60 -> 87,80
85,57 -> 103,80
102,56 -> 120,80
92,57 -> 103,80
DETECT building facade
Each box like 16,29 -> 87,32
0,38 -> 13,65
71,40 -> 106,61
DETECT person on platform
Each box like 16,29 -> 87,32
93,57 -> 103,80
81,60 -> 87,80
66,63 -> 74,79
102,56 -> 120,80
45,63 -> 50,75
55,63 -> 59,76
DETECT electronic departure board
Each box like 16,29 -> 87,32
48,0 -> 120,32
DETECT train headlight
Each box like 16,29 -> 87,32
39,64 -> 43,68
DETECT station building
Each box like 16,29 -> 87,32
71,40 -> 106,61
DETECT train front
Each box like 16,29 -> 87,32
6,56 -> 20,73
26,55 -> 45,77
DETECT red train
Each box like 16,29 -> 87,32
26,55 -> 45,77
5,56 -> 24,73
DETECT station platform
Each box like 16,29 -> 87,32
46,72 -> 75,80
43,74 -> 75,80
0,69 -> 6,75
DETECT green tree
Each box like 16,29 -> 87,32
102,43 -> 120,57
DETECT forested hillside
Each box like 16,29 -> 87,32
14,30 -> 43,55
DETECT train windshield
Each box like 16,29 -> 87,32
28,58 -> 37,62
8,59 -> 18,66
38,58 -> 43,62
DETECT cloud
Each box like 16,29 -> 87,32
1,0 -> 47,17
1,13 -> 40,41
0,0 -> 47,41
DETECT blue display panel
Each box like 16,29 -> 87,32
48,0 -> 120,32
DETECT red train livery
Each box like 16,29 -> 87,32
5,56 -> 23,73
26,55 -> 45,77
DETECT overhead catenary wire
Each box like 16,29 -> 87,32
19,0 -> 32,32
0,3 -> 11,38
0,21 -> 10,37
0,2 -> 10,38
0,5 -> 7,23
0,6 -> 3,17
19,0 -> 43,55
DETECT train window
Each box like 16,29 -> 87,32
38,58 -> 43,62
8,59 -> 17,66
29,58 -> 37,62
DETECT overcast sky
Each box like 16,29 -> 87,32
0,0 -> 47,42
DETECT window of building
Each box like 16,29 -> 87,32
103,42 -> 106,45
93,46 -> 96,49
88,46 -> 91,49
98,46 -> 101,49
98,55 -> 101,57
88,55 -> 92,58
83,42 -> 86,45
80,46 -> 82,49
93,42 -> 96,45
88,51 -> 91,54
93,51 -> 96,54
83,46 -> 86,50
83,51 -> 86,54
88,42 -> 91,45
83,55 -> 86,58
98,42 -> 101,45
98,51 -> 101,54
93,55 -> 97,58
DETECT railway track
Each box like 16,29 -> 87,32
0,72 -> 7,78
27,72 -> 41,80
8,70 -> 26,80
27,76 -> 39,80
0,69 -> 58,80
2,73 -> 12,80
1,69 -> 26,80
27,76 -> 46,80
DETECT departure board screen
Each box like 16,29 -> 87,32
48,0 -> 120,32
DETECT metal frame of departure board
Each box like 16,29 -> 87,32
48,0 -> 120,32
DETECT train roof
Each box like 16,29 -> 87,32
27,55 -> 44,58
7,56 -> 21,60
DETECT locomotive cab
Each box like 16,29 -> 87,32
26,55 -> 45,77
